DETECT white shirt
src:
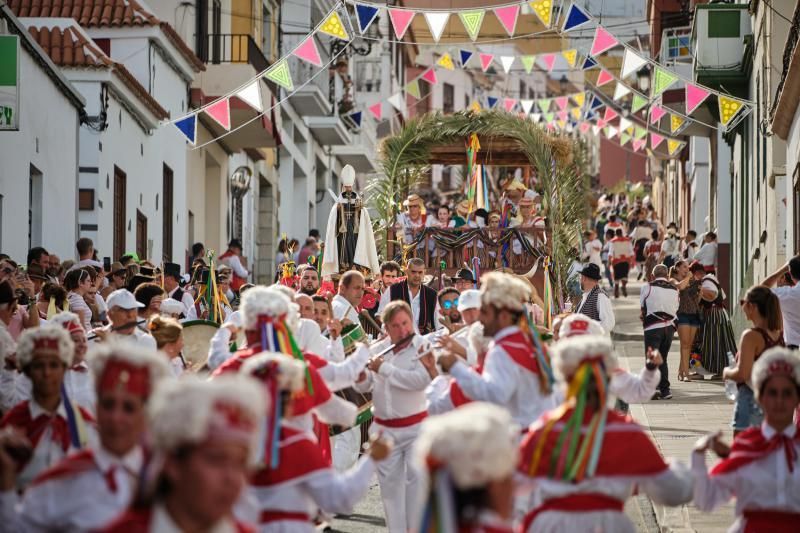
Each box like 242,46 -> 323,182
167,286 -> 195,315
771,283 -> 800,346
378,283 -> 439,334
584,239 -> 603,268
0,366 -> 95,415
639,278 -> 680,331
67,292 -> 92,332
331,294 -> 360,324
577,290 -> 616,334
220,254 -> 249,278
694,241 -> 718,267
660,237 -> 681,258
91,327 -> 157,351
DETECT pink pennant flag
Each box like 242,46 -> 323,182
555,96 -> 568,111
503,98 -> 517,112
421,67 -> 438,85
541,53 -> 556,72
546,121 -> 556,131
650,132 -> 665,149
650,105 -> 667,124
685,83 -> 711,115
557,110 -> 568,121
369,102 -> 382,120
590,26 -> 619,56
205,98 -> 231,130
292,35 -> 322,67
603,107 -> 618,122
389,8 -> 415,39
596,69 -> 613,87
480,53 -> 494,72
596,118 -> 608,128
579,122 -> 591,134
633,139 -> 646,151
494,5 -> 520,37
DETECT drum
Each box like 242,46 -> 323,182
340,323 -> 366,355
181,320 -> 219,371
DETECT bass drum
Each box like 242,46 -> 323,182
181,320 -> 220,372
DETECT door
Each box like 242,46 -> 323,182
162,164 -> 173,261
136,210 -> 147,260
113,166 -> 126,260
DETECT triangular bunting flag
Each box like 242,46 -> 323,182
590,96 -> 603,110
174,114 -> 197,145
521,55 -> 535,73
460,50 -> 474,67
650,105 -> 667,124
652,66 -> 679,97
503,98 -> 517,112
605,126 -> 618,139
437,53 -> 455,70
530,0 -> 553,27
631,93 -> 648,114
620,132 -> 631,146
369,102 -> 382,120
619,117 -> 632,132
579,122 -> 591,134
597,118 -> 608,128
204,98 -> 231,130
459,10 -> 485,41
421,68 -> 438,85
557,110 -> 568,121
670,114 -> 685,133
424,12 -> 450,42
405,79 -> 421,99
319,11 -> 349,40
650,132 -> 665,149
292,35 -> 322,67
592,125 -> 601,136
520,99 -> 534,114
718,95 -> 744,126
494,5 -> 520,37
355,3 -> 380,34
538,98 -> 551,112
633,139 -> 646,151
500,56 -> 515,73
563,2 -> 591,32
621,48 -> 649,80
470,100 -> 482,112
596,69 -> 613,87
571,107 -> 582,120
235,80 -> 262,112
541,54 -> 556,72
685,83 -> 711,115
582,56 -> 597,70
264,59 -> 293,91
531,112 -> 542,123
668,139 -> 683,155
487,96 -> 498,109
572,93 -> 585,107
613,83 -> 631,101
555,96 -> 568,111
590,26 -> 619,56
562,49 -> 577,68
388,92 -> 407,115
603,107 -> 618,121
634,126 -> 647,140
389,8 -> 415,39
480,53 -> 494,72
348,111 -> 362,127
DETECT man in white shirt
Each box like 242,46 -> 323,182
583,230 -> 603,269
640,264 -> 679,400
693,231 -> 718,274
659,227 -> 681,268
763,255 -> 800,348
67,237 -> 103,272
331,270 -> 363,325
162,263 -> 193,317
575,263 -> 615,334
682,230 -> 699,261
91,289 -> 156,350
377,258 -> 438,335
353,301 -> 431,532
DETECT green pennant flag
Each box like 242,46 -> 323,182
459,10 -> 485,41
652,66 -> 679,98
521,55 -> 535,73
620,132 -> 631,146
264,59 -> 294,91
631,93 -> 648,114
405,79 -> 421,99
634,126 -> 647,140
544,112 -> 555,122
538,98 -> 551,112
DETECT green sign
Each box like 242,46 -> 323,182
0,35 -> 20,130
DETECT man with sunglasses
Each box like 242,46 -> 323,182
100,262 -> 127,300
437,288 -> 462,332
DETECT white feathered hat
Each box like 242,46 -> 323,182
341,164 -> 356,188
16,325 -> 74,369
159,298 -> 185,316
480,271 -> 530,312
752,347 -> 800,400
148,375 -> 266,465
49,311 -> 83,332
414,402 -> 518,489
88,340 -> 171,399
551,334 -> 618,382
467,321 -> 491,358
241,286 -> 291,330
241,351 -> 306,393
558,314 -> 606,339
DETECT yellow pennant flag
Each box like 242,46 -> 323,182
670,114 -> 685,133
668,139 -> 683,155
570,107 -> 582,120
571,92 -> 585,108
718,95 -> 744,126
437,53 -> 455,70
562,49 -> 577,68
319,11 -> 349,40
470,100 -> 482,112
529,0 -> 553,27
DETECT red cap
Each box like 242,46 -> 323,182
98,360 -> 152,398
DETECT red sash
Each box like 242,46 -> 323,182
710,424 -> 800,476
374,410 -> 428,428
743,510 -> 800,532
99,507 -> 254,533
259,511 -> 310,524
520,493 -> 624,532
450,363 -> 484,407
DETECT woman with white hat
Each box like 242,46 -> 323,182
692,347 -> 800,531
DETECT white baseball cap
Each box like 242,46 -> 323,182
457,289 -> 481,312
106,289 -> 145,310
159,298 -> 185,315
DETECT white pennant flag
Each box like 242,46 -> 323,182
531,112 -> 542,122
500,56 -> 515,73
592,125 -> 601,136
606,125 -> 618,139
621,48 -> 649,80
424,12 -> 450,42
619,117 -> 632,133
235,80 -> 262,112
520,99 -> 534,114
387,92 -> 407,116
613,83 -> 631,101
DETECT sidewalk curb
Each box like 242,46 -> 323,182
612,331 -> 645,342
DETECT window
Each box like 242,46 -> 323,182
136,210 -> 148,260
666,33 -> 691,59
708,11 -> 740,39
162,164 -> 173,262
79,189 -> 94,210
113,166 -> 126,260
443,83 -> 454,113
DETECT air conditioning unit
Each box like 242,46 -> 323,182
691,4 -> 752,72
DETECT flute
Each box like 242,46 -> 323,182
87,319 -> 146,341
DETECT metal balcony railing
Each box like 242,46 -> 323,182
354,59 -> 382,93
661,26 -> 692,64
203,33 -> 270,73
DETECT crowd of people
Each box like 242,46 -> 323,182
0,204 -> 798,532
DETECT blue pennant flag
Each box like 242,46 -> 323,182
174,114 -> 197,145
355,3 -> 380,34
590,96 -> 603,110
487,96 -> 498,109
563,3 -> 592,32
460,49 -> 474,67
586,110 -> 598,121
348,111 -> 362,127
582,56 -> 597,70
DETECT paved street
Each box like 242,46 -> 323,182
333,280 -> 737,532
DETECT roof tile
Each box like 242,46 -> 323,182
10,0 -> 158,27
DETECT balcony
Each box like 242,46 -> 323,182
287,37 -> 333,116
691,4 -> 752,96
331,112 -> 378,172
661,26 -> 693,82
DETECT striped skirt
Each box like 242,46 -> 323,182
696,306 -> 738,376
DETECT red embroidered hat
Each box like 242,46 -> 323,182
752,347 -> 800,400
16,326 -> 74,369
88,341 -> 170,399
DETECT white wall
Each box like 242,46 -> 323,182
0,39 -> 80,260
689,136 -> 710,232
786,104 -> 800,256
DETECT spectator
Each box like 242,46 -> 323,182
70,237 -> 102,271
133,282 -> 166,323
575,263 -> 615,334
297,237 -> 319,266
693,231 -> 718,274
659,228 -> 681,268
275,238 -> 292,266
26,247 -> 49,273
378,258 -> 438,335
219,239 -> 249,292
672,261 -> 704,382
34,283 -> 68,321
296,264 -> 320,296
375,261 -> 401,295
452,200 -> 471,228
682,230 -> 699,260
452,268 -> 476,293
641,264 -> 679,400
431,205 -> 455,229
25,263 -> 49,295
762,254 -> 800,349
64,268 -> 93,331
101,262 -> 127,299
436,287 -> 462,332
395,194 -> 429,245
582,230 -> 602,269
46,253 -> 61,279
189,242 -> 206,267
332,270 -> 364,325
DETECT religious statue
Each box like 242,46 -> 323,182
321,164 -> 380,276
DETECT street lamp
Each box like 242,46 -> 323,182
230,166 -> 252,199
637,67 -> 651,93
559,75 -> 568,93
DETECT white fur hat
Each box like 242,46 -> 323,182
268,285 -> 301,333
558,314 -> 606,339
414,402 -> 518,489
159,298 -> 185,316
480,272 -> 530,312
295,318 -> 322,352
551,334 -> 618,381
241,286 -> 291,330
16,326 -> 74,369
148,375 -> 266,465
241,351 -> 306,393
49,311 -> 82,330
87,340 -> 171,398
341,164 -> 356,187
752,347 -> 800,400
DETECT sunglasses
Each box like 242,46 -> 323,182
442,299 -> 459,310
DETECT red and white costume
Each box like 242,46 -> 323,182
101,504 -> 255,533
608,236 -> 635,266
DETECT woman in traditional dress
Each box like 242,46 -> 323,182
692,347 -> 800,531
517,334 -> 692,532
696,267 -> 738,379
